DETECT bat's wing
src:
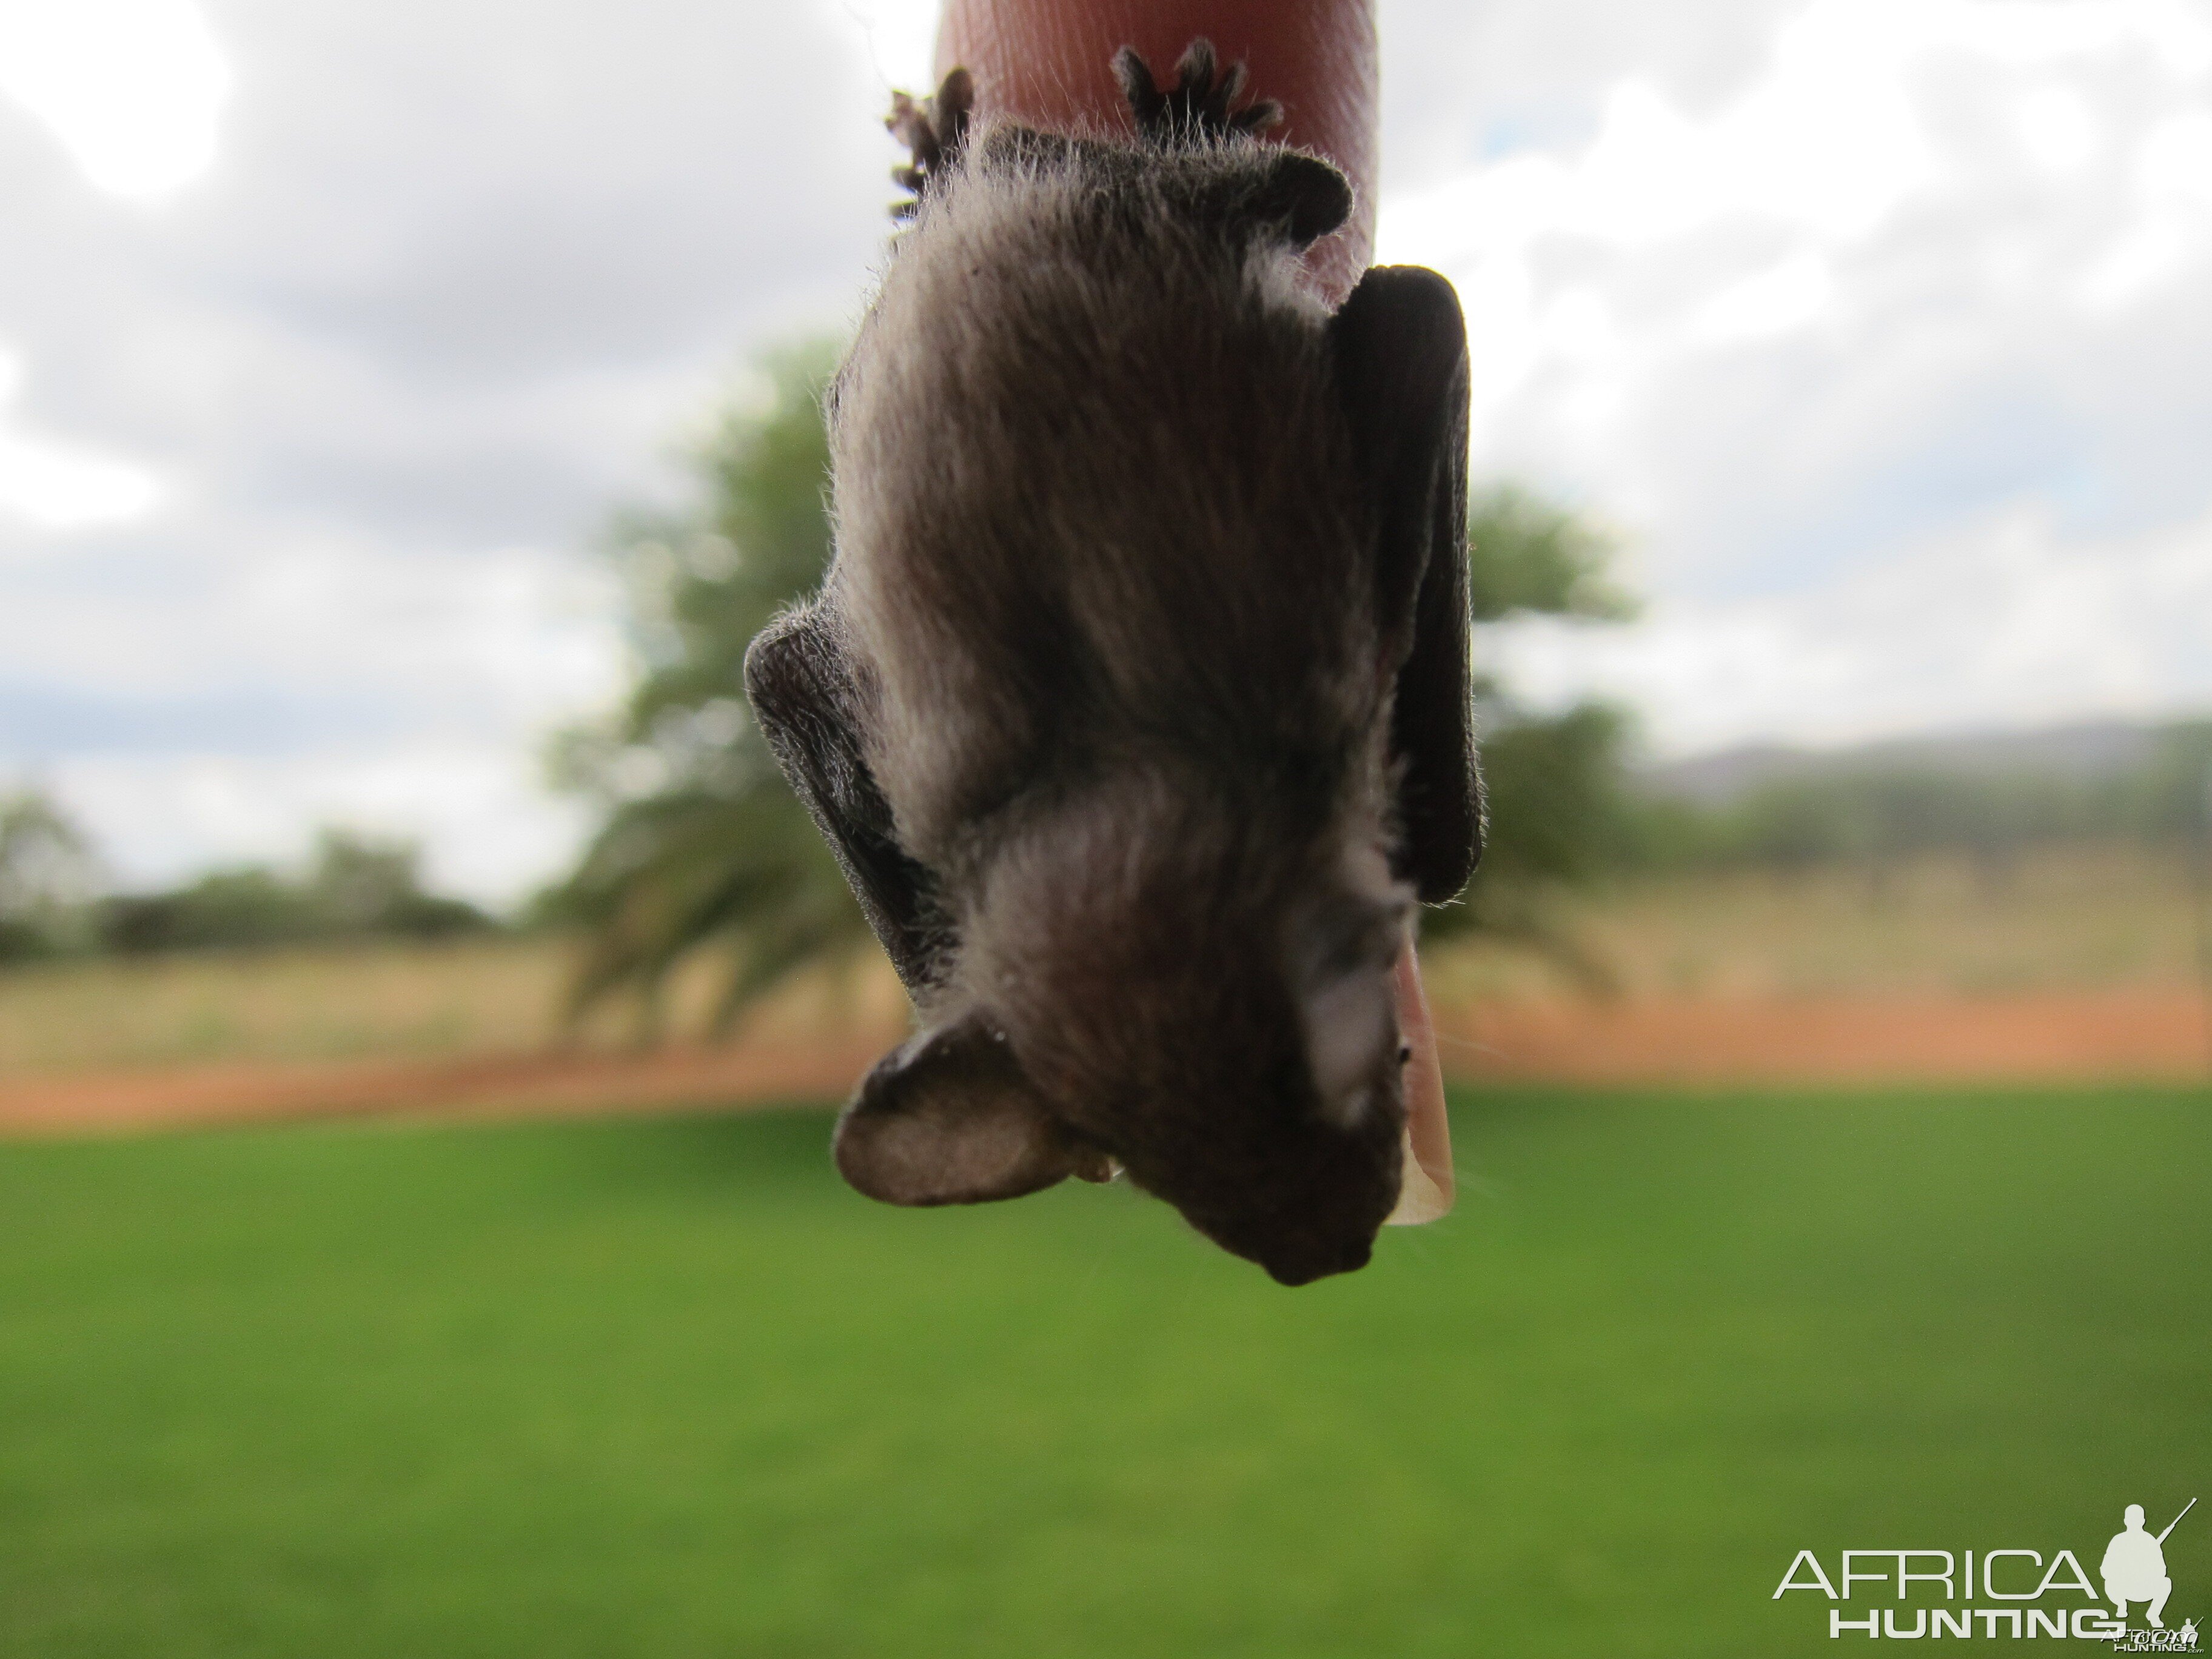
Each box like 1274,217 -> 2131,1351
1330,265 -> 1482,903
743,601 -> 951,993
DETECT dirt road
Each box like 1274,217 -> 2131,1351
1433,988 -> 2212,1086
1,989 -> 2204,1138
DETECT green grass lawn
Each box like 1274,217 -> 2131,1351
2,1087 -> 2207,1658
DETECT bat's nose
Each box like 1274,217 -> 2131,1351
1261,1233 -> 1373,1287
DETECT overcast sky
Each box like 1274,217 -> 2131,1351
2,0 -> 2208,900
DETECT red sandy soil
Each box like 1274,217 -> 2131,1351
0,1033 -> 905,1138
1,990 -> 2205,1138
1433,988 -> 2212,1087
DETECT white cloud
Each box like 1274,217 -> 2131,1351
2081,107 -> 2212,308
822,0 -> 945,96
0,0 -> 230,198
0,426 -> 161,532
1694,252 -> 1832,344
1491,503 -> 2212,756
0,529 -> 623,742
50,740 -> 596,903
1377,0 -> 2212,418
2013,82 -> 2099,178
2,0 -> 2210,896
1378,0 -> 2212,753
0,0 -> 889,893
0,351 -> 163,529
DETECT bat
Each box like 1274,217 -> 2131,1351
744,39 -> 1477,1284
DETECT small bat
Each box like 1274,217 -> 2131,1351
745,40 -> 1477,1284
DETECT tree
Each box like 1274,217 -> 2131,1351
1464,482 -> 1635,627
0,788 -> 101,962
302,830 -> 488,939
99,829 -> 491,954
549,342 -> 874,1031
1423,486 -> 1643,970
555,344 -> 1644,1029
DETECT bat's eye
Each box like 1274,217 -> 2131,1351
1303,965 -> 1396,1128
1327,1086 -> 1377,1131
1290,881 -> 1412,1129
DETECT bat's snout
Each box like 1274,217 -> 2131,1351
1173,1138 -> 1399,1287
1258,1232 -> 1374,1287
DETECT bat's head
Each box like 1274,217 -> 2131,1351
833,768 -> 1410,1285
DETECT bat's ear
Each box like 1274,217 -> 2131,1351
1329,266 -> 1481,904
834,1014 -> 1108,1205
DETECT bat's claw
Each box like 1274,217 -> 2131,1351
886,67 -> 974,221
1114,38 -> 1282,146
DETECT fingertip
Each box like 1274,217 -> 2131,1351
933,0 -> 1376,303
1386,942 -> 1456,1225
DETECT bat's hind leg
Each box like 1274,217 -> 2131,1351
1113,38 -> 1349,249
1114,38 -> 1282,145
886,67 -> 974,220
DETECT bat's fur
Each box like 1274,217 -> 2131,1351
746,42 -> 1476,1285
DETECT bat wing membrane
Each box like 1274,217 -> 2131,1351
743,603 -> 952,992
1329,264 -> 1483,903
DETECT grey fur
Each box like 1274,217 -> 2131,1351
746,44 -> 1476,1285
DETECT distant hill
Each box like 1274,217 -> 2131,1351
1637,719 -> 2179,805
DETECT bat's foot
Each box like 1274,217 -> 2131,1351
1114,39 -> 1282,146
887,67 -> 974,221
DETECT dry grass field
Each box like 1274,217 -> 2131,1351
1426,842 -> 2205,1002
0,934 -> 907,1079
0,845 -> 2201,1113
0,936 -> 571,1076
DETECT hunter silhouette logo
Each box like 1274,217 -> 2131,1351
2105,1501 -> 2190,1631
1774,1497 -> 2199,1644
